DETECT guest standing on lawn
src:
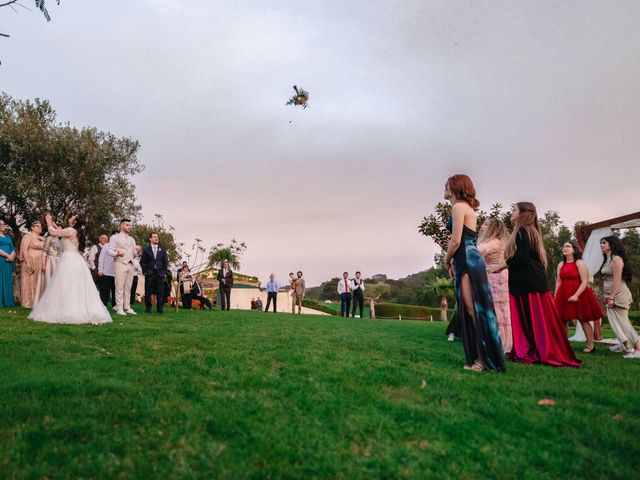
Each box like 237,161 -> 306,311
337,271 -> 352,317
351,271 -> 365,318
554,240 -> 603,353
19,221 -> 45,308
599,236 -> 640,359
443,174 -> 505,372
0,219 -> 16,308
140,232 -> 168,314
265,274 -> 279,312
217,260 -> 233,310
490,202 -> 581,367
477,218 -> 512,353
292,271 -> 305,314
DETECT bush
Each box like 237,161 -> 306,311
302,299 -> 338,316
374,303 -> 453,321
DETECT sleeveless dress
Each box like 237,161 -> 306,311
508,229 -> 581,367
601,256 -> 639,346
0,234 -> 16,308
447,218 -> 505,371
29,233 -> 112,325
478,238 -> 512,352
554,261 -> 603,322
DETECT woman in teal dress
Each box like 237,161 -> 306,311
443,175 -> 505,372
0,219 -> 17,308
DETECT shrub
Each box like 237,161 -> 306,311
374,303 -> 454,321
302,299 -> 338,316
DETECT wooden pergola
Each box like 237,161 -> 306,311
576,211 -> 640,249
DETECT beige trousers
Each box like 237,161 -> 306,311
115,262 -> 134,312
292,293 -> 303,313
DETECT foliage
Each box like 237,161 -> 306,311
0,93 -> 142,244
539,210 -> 573,287
302,298 -> 338,316
374,302 -> 453,321
619,227 -> 640,303
130,218 -> 179,264
207,239 -> 247,271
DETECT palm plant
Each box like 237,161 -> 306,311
429,277 -> 455,322
207,239 -> 247,271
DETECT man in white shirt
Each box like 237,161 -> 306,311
107,218 -> 137,316
337,271 -> 352,318
98,234 -> 116,308
351,271 -> 365,318
88,234 -> 108,287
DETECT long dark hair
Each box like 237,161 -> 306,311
505,202 -> 548,269
74,215 -> 87,253
599,235 -> 633,283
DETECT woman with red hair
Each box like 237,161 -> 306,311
490,202 -> 581,367
443,174 -> 505,372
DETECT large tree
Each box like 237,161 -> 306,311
0,93 -> 143,244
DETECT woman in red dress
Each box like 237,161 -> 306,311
554,240 -> 604,353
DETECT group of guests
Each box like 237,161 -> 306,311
443,174 -> 640,372
337,271 -> 366,317
176,262 -> 213,310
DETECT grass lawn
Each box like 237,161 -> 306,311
319,301 -> 371,318
1,306 -> 638,479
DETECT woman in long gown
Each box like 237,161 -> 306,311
554,240 -> 603,353
33,235 -> 62,307
19,221 -> 45,308
29,214 -> 112,325
443,174 -> 505,372
477,219 -> 512,353
0,219 -> 17,308
490,202 -> 581,367
598,236 -> 640,359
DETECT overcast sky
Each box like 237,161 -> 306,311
2,1 -> 639,285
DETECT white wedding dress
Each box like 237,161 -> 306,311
29,231 -> 112,325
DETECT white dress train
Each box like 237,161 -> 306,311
29,234 -> 112,325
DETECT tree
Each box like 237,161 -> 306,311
0,93 -> 143,244
423,277 -> 455,321
207,239 -> 247,270
539,210 -> 572,288
130,219 -> 179,265
620,228 -> 640,306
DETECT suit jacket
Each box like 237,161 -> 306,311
107,232 -> 136,265
140,245 -> 168,278
294,277 -> 306,296
217,268 -> 234,289
191,281 -> 203,296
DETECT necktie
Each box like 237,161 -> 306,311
345,279 -> 349,293
153,246 -> 157,258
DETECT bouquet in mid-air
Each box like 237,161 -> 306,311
286,85 -> 309,109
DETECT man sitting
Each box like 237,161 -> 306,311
191,276 -> 213,310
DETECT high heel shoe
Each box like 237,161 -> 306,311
583,346 -> 596,353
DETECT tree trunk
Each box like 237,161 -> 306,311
440,295 -> 448,322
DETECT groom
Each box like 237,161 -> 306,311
107,218 -> 137,316
140,232 -> 168,314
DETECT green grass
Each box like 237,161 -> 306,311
0,306 -> 638,479
317,301 -> 371,317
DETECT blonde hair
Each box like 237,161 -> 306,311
505,202 -> 548,269
478,218 -> 508,244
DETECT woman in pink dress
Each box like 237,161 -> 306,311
554,240 -> 604,353
19,221 -> 45,308
478,219 -> 512,353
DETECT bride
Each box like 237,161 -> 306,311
29,214 -> 112,325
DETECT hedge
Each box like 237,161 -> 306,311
374,303 -> 453,321
302,299 -> 338,316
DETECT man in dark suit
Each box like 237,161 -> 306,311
140,232 -> 168,314
217,260 -> 234,310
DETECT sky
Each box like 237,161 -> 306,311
2,1 -> 639,286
